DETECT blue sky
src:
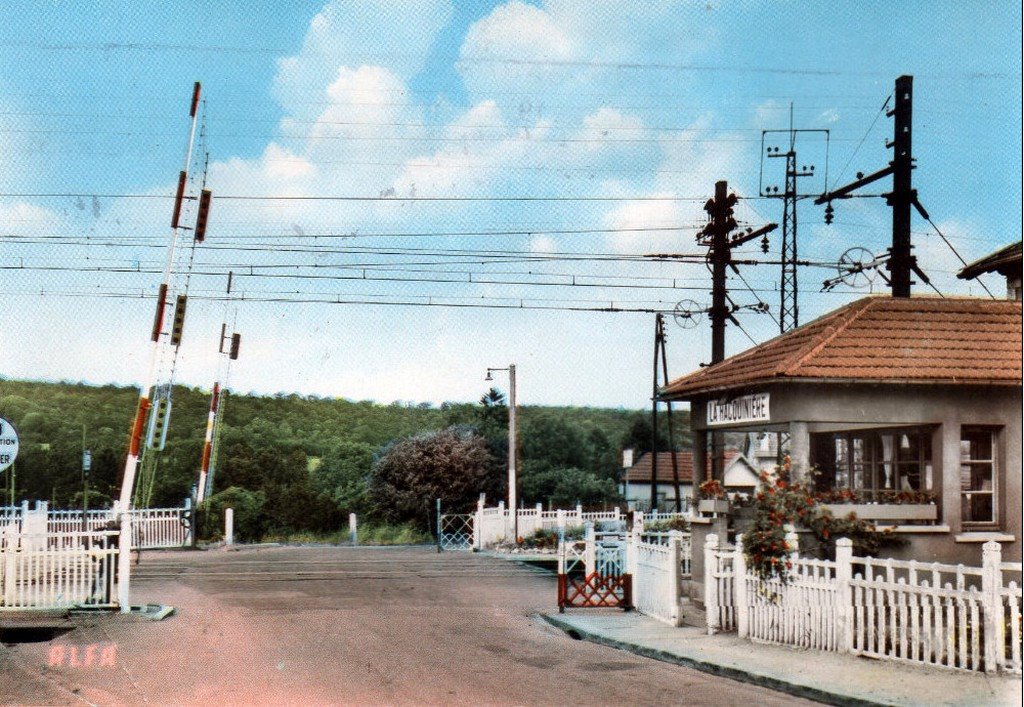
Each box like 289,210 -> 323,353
0,1 -> 1020,409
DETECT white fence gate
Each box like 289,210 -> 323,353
631,530 -> 689,626
704,533 -> 1023,676
1,528 -> 124,610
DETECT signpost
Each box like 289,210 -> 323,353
0,417 -> 20,474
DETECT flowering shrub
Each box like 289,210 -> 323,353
814,488 -> 937,505
697,478 -> 727,500
741,456 -> 902,582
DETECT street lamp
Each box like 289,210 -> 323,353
486,364 -> 517,540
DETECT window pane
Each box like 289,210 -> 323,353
962,492 -> 994,523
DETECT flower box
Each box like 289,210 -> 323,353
698,499 -> 731,515
819,503 -> 937,522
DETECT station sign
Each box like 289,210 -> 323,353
706,392 -> 770,427
0,417 -> 19,473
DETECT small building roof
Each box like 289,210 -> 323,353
624,450 -> 739,484
958,241 -> 1022,281
661,296 -> 1022,399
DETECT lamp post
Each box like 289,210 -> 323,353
486,364 -> 517,540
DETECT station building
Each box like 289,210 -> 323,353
661,293 -> 1022,564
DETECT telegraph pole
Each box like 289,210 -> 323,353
697,180 -> 777,479
815,75 -> 925,298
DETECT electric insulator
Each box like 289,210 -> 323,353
761,235 -> 770,254
229,333 -> 241,361
170,294 -> 188,346
825,203 -> 834,225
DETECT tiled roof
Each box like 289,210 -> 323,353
662,296 -> 1023,399
958,242 -> 1022,280
624,450 -> 738,484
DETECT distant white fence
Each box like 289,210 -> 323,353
704,533 -> 1023,676
0,528 -> 123,610
461,501 -> 690,551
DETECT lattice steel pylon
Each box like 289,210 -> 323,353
761,105 -> 829,333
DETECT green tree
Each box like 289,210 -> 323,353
312,440 -> 376,513
368,427 -> 498,530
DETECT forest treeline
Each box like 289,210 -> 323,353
0,378 -> 689,539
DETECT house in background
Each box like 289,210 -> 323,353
957,240 -> 1022,301
661,294 -> 1022,564
621,450 -> 760,512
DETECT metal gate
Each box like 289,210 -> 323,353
438,513 -> 474,551
557,533 -> 631,611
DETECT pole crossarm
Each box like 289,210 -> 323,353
814,164 -> 894,205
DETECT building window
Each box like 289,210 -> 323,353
811,427 -> 933,500
961,427 -> 997,526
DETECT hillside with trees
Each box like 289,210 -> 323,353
0,378 -> 690,538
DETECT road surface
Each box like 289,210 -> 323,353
0,545 -> 812,705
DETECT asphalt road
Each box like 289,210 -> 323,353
0,545 -> 812,705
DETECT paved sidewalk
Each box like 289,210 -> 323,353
542,611 -> 1022,707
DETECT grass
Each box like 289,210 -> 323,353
260,523 -> 434,546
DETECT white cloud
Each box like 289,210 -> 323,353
460,1 -> 573,63
273,0 -> 452,120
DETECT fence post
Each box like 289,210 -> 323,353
556,508 -> 565,533
613,506 -> 621,524
435,499 -> 442,553
734,536 -> 748,638
982,540 -> 1003,674
584,522 -> 596,576
704,533 -> 720,635
349,513 -> 358,546
784,525 -> 799,559
224,508 -> 234,546
498,501 -> 507,540
669,529 -> 683,627
835,537 -> 854,654
2,528 -> 16,605
117,512 -> 132,613
474,498 -> 484,550
576,504 -> 583,523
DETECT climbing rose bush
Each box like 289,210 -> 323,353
741,456 -> 900,582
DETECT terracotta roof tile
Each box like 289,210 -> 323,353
662,296 -> 1022,398
624,450 -> 739,483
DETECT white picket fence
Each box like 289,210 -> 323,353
2,501 -> 192,550
465,501 -> 690,550
704,533 -> 1023,676
631,530 -> 689,626
1,528 -> 123,610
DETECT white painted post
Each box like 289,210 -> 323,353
474,498 -> 484,550
835,537 -> 854,654
784,526 -> 799,560
349,513 -> 358,546
117,512 -> 132,613
669,529 -> 683,627
576,503 -> 583,523
498,501 -> 507,541
584,522 -> 596,576
535,503 -> 543,535
556,509 -> 565,532
982,540 -> 1003,674
613,507 -> 621,524
224,508 -> 234,546
2,528 -> 16,605
734,536 -> 748,638
627,522 -> 641,576
704,533 -> 720,635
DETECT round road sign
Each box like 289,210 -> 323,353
0,417 -> 19,473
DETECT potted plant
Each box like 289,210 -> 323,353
697,479 -> 730,514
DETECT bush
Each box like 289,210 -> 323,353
199,486 -> 266,542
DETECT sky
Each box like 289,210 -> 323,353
0,1 -> 1020,410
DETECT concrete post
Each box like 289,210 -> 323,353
556,508 -> 565,532
2,528 -> 16,605
224,507 -> 234,546
584,522 -> 596,576
576,503 -> 583,522
704,533 -> 720,635
835,537 -> 854,653
788,421 -> 811,483
982,540 -> 1003,674
349,513 -> 358,546
784,525 -> 799,560
734,535 -> 748,638
535,502 -> 543,536
669,529 -> 683,627
117,512 -> 132,613
498,501 -> 507,540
